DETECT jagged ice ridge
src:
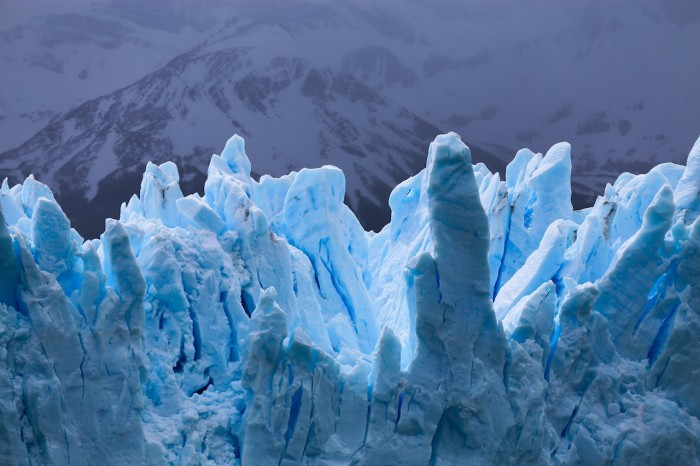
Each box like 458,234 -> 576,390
1,132 -> 700,465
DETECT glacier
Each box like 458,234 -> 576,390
1,132 -> 700,465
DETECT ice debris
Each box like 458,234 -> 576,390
1,132 -> 700,465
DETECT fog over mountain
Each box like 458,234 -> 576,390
1,0 -> 699,237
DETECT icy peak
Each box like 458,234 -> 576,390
675,134 -> 700,223
1,132 -> 700,465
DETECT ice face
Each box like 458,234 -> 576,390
1,132 -> 700,465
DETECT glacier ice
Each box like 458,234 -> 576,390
1,132 -> 700,465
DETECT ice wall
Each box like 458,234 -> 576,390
1,133 -> 700,465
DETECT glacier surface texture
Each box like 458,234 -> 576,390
1,132 -> 700,465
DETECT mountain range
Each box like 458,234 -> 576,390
1,0 -> 698,237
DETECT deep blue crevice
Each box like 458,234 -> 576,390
434,267 -> 443,305
635,260 -> 678,332
284,385 -> 304,444
654,354 -> 672,387
325,258 -> 356,325
395,391 -> 406,428
560,405 -> 579,438
318,239 -> 358,334
173,336 -> 186,373
0,236 -> 20,310
551,273 -> 566,298
309,259 -> 325,298
240,288 -> 255,318
544,322 -> 562,381
647,301 -> 680,366
188,305 -> 202,361
232,435 -> 241,459
523,192 -> 537,230
493,205 -> 514,300
220,291 -> 239,362
299,378 -> 316,460
635,276 -> 663,332
158,308 -> 165,330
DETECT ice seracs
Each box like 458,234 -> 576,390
1,132 -> 700,465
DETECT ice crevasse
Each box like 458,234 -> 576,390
1,132 -> 700,465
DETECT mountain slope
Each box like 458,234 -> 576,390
0,23 -> 500,237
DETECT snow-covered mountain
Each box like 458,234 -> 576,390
1,132 -> 699,465
0,7 -> 503,237
2,0 -> 698,237
0,0 -> 218,146
0,26 -> 464,236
